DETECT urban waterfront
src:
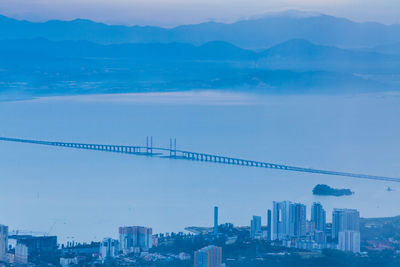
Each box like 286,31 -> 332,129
3,200 -> 400,266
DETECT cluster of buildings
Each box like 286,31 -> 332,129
0,225 -> 155,266
0,224 -> 212,266
98,226 -> 154,262
0,201 -> 362,266
248,201 -> 361,253
0,225 -> 58,266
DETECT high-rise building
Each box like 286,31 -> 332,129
338,231 -> 360,253
266,209 -> 272,241
119,226 -> 152,253
99,238 -> 119,261
273,201 -> 291,240
274,201 -> 308,239
289,203 -> 307,237
214,207 -> 218,235
332,209 -> 360,240
250,216 -> 262,238
311,203 -> 326,232
0,225 -> 8,262
194,245 -> 222,267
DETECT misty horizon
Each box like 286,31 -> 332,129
0,9 -> 399,28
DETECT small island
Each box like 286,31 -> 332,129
313,184 -> 354,197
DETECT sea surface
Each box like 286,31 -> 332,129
0,91 -> 400,243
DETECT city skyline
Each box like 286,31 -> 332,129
2,201 -> 362,242
0,201 -> 364,266
1,201 -> 359,243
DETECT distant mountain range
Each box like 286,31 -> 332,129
0,38 -> 395,65
262,39 -> 388,62
0,38 -> 257,61
0,37 -> 397,97
1,12 -> 400,49
0,11 -> 399,97
370,42 -> 400,55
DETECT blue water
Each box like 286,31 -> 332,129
0,91 -> 399,243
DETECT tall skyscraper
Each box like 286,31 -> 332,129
274,201 -> 308,239
0,225 -> 8,262
194,245 -> 222,267
289,203 -> 307,237
214,206 -> 218,235
311,202 -> 326,232
119,226 -> 153,253
332,209 -> 360,240
250,216 -> 262,238
273,201 -> 291,240
338,231 -> 360,253
267,209 -> 272,241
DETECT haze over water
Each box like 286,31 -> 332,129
0,91 -> 399,243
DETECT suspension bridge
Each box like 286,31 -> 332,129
0,136 -> 398,183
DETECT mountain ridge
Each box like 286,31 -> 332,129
0,13 -> 400,48
0,37 -> 396,97
0,37 -> 394,64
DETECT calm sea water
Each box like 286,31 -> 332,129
0,91 -> 399,243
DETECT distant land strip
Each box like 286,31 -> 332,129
0,136 -> 398,183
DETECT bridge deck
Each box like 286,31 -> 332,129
0,136 -> 398,183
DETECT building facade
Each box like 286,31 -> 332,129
289,203 -> 307,237
332,209 -> 360,240
314,230 -> 327,245
194,245 -> 222,267
14,235 -> 57,264
273,201 -> 291,240
250,216 -> 262,238
0,225 -> 8,262
214,207 -> 218,235
119,226 -> 152,253
338,231 -> 361,253
15,243 -> 28,265
311,203 -> 326,232
267,209 -> 272,241
99,238 -> 119,261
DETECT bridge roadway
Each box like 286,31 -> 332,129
0,136 -> 399,183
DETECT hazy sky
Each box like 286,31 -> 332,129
0,0 -> 399,26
